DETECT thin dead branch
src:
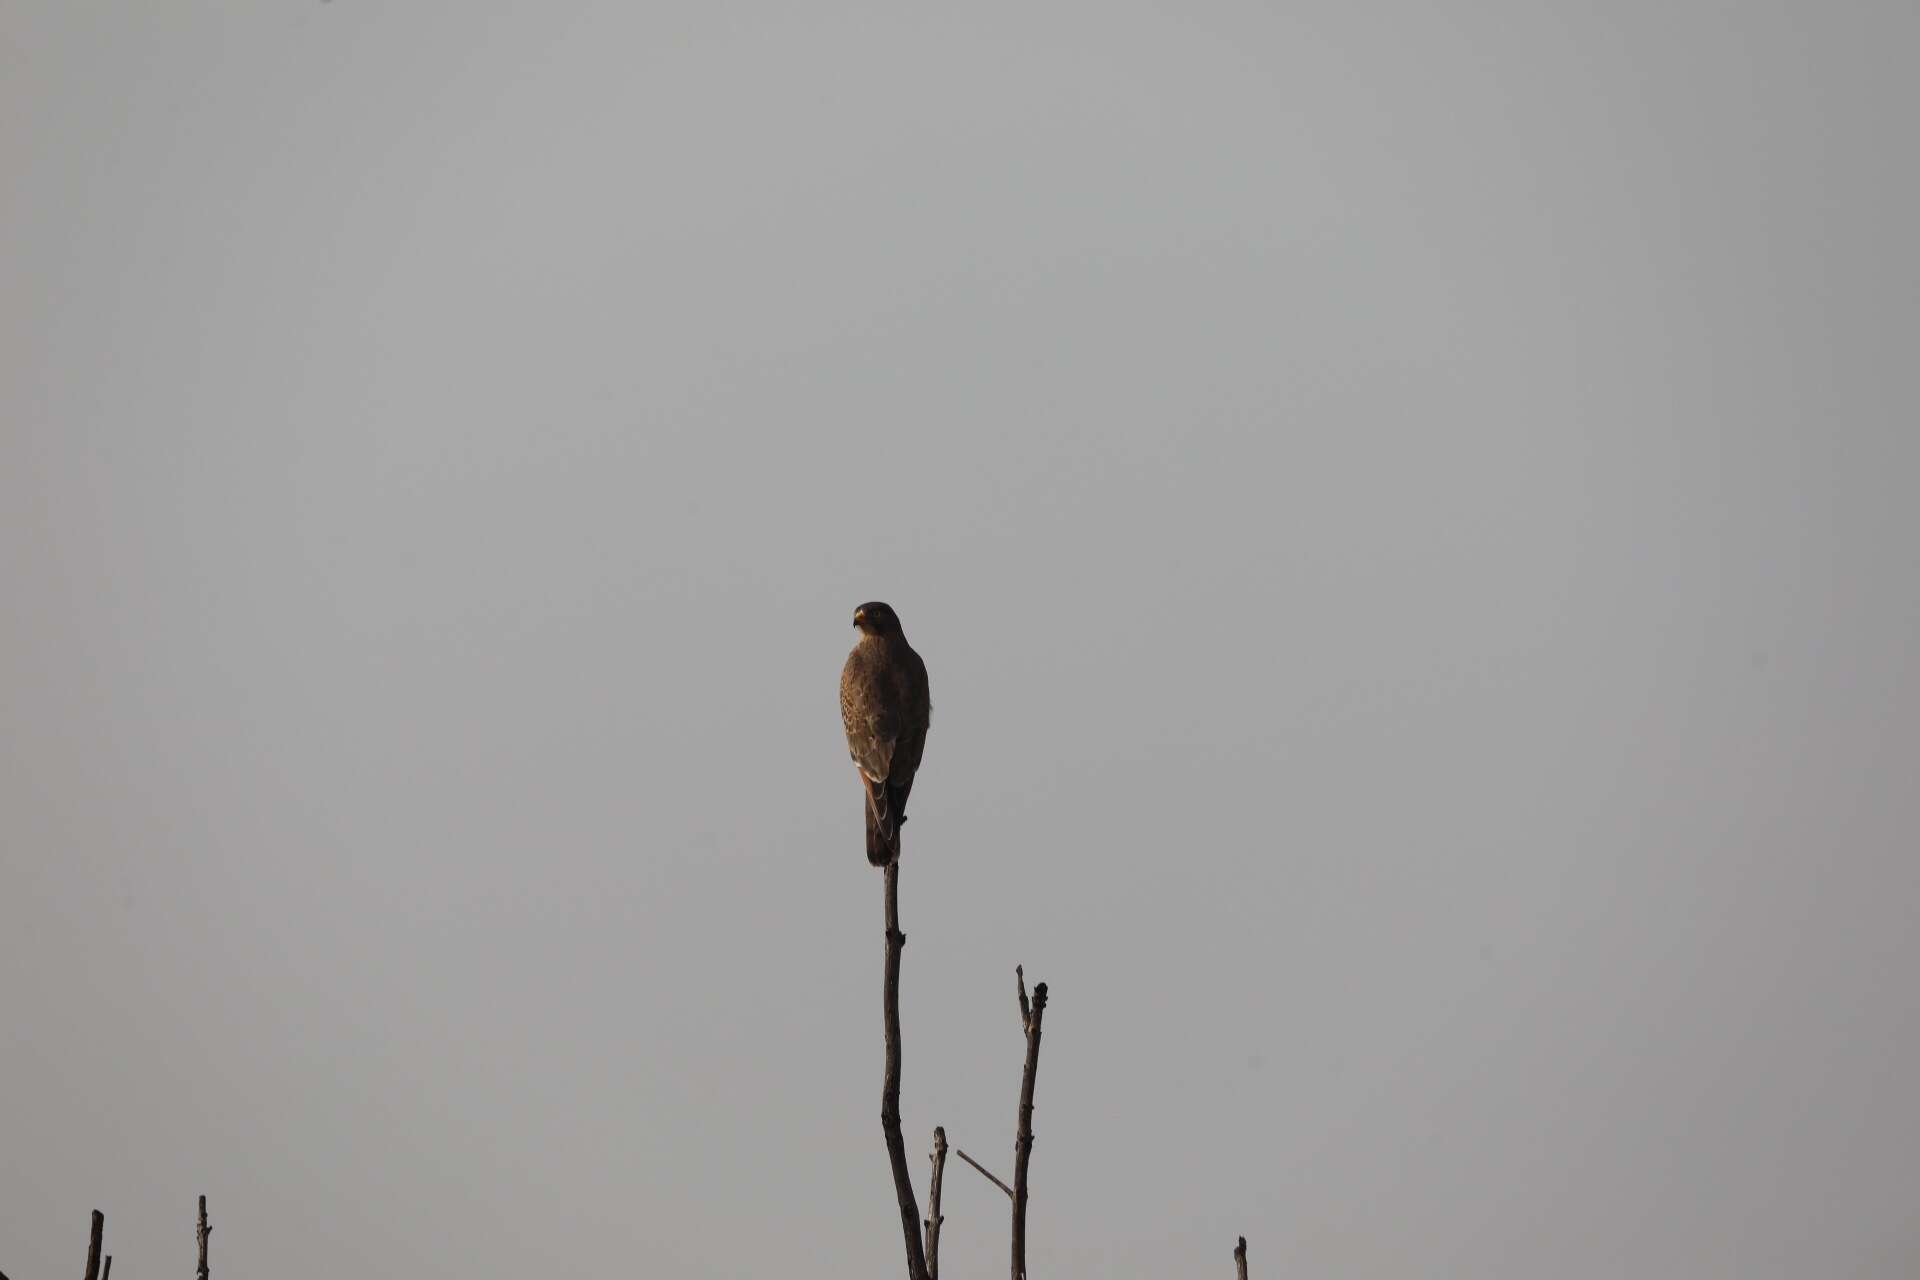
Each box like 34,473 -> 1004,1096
1011,967 -> 1048,1280
925,1126 -> 948,1280
1235,1235 -> 1248,1279
196,1195 -> 211,1280
880,861 -> 930,1280
83,1211 -> 104,1280
955,1146 -> 1014,1200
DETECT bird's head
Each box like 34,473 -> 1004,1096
852,601 -> 902,637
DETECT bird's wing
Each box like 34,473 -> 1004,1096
887,644 -> 931,785
849,717 -> 897,785
841,656 -> 899,784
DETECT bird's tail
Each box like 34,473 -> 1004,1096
865,780 -> 899,867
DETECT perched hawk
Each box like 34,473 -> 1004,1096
840,602 -> 931,866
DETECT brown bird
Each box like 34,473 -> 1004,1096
840,602 -> 931,866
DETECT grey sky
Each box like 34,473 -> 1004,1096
3,3 -> 1916,1277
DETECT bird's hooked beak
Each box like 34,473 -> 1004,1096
853,608 -> 866,628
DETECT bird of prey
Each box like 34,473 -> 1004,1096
840,602 -> 931,866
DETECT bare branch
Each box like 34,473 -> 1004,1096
954,1146 -> 1014,1200
879,862 -> 930,1280
196,1196 -> 211,1280
1235,1235 -> 1249,1280
1011,974 -> 1048,1280
83,1211 -> 104,1280
925,1126 -> 948,1280
101,1258 -> 112,1280
1016,965 -> 1030,1027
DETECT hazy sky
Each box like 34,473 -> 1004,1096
3,4 -> 1916,1278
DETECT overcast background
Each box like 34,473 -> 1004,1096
4,3 -> 1916,1278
